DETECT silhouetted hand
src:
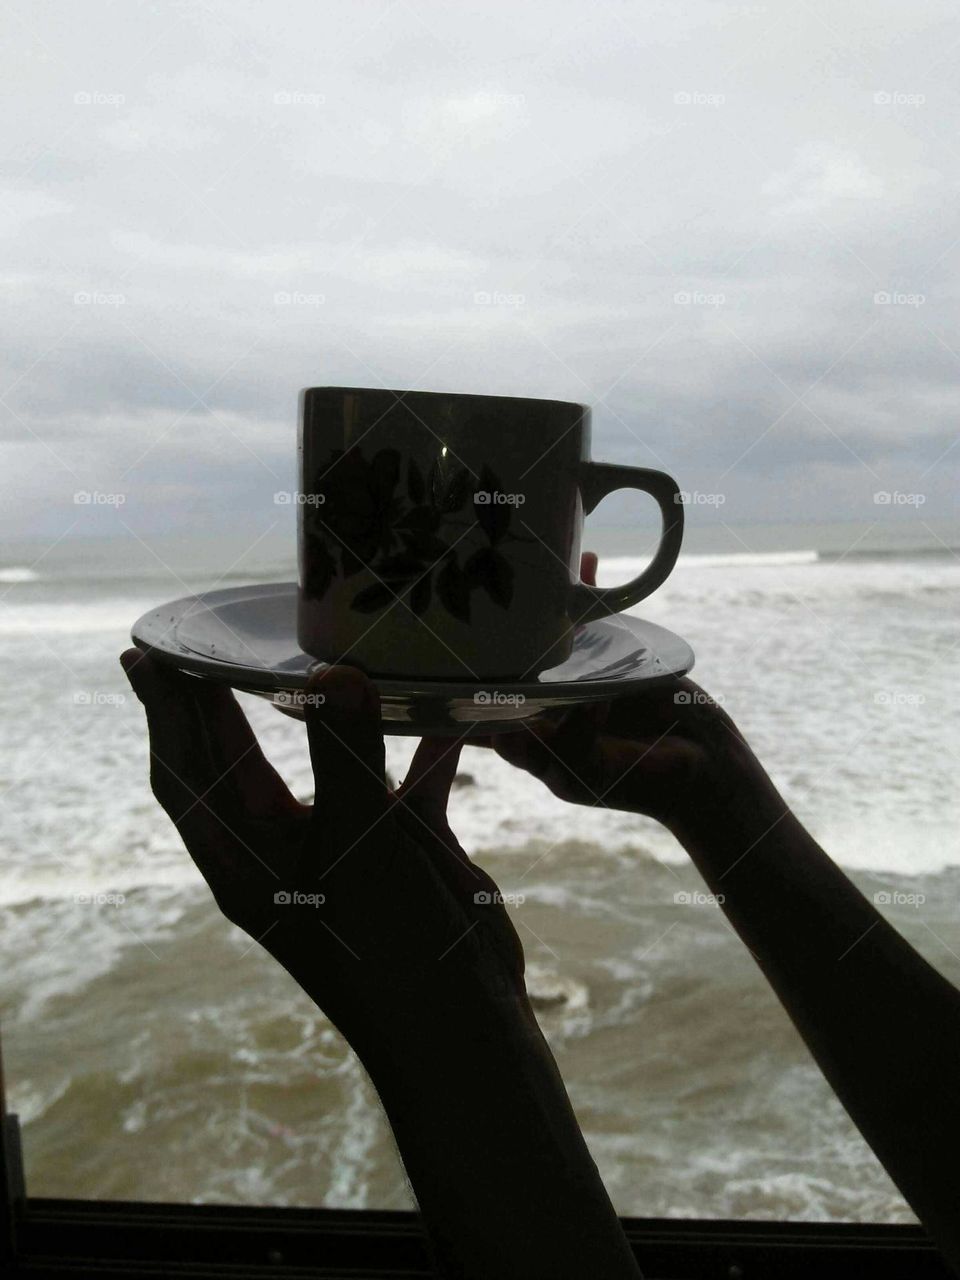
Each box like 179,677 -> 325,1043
490,552 -> 755,832
120,648 -> 642,1279
119,651 -> 524,1057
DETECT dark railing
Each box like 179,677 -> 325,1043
3,1040 -> 951,1279
7,1198 -> 954,1279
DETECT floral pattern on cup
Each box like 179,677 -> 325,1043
302,447 -> 529,622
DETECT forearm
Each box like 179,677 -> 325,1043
356,983 -> 640,1280
670,751 -> 960,1267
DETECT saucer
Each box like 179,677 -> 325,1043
131,583 -> 694,737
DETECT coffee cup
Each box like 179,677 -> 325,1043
297,387 -> 683,679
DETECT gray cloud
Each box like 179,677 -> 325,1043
2,0 -> 959,541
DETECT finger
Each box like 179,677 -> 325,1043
491,721 -> 559,783
394,739 -> 492,893
603,678 -> 693,738
493,713 -> 604,804
396,736 -> 464,817
395,736 -> 472,869
396,800 -> 494,897
120,649 -> 238,862
537,705 -> 607,801
304,665 -> 390,857
580,549 -> 598,587
191,681 -> 303,818
590,733 -> 692,811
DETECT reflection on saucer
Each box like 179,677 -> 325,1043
132,583 -> 694,737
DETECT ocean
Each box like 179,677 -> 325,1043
1,519 -> 958,1221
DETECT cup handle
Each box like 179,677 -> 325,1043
570,462 -> 684,623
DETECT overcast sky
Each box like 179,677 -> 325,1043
2,0 -> 959,546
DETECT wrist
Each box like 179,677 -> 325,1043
266,903 -> 532,1070
356,983 -> 638,1280
355,978 -> 539,1087
665,733 -> 792,851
